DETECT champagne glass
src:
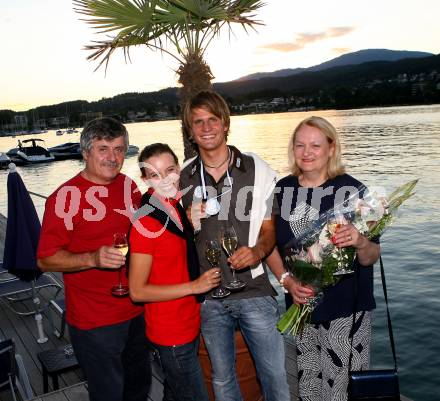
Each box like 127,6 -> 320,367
220,225 -> 246,291
327,213 -> 354,276
205,239 -> 230,299
111,233 -> 130,297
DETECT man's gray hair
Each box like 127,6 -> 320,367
80,117 -> 129,153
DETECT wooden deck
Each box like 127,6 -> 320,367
29,382 -> 89,401
0,272 -> 84,400
25,364 -> 165,401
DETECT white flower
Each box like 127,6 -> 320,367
307,242 -> 323,265
296,248 -> 308,262
318,226 -> 332,247
353,219 -> 369,234
355,197 -> 387,223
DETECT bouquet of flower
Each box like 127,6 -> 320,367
277,179 -> 418,336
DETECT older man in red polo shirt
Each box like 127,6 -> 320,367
37,117 -> 150,401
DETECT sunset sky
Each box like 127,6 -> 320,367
1,0 -> 439,111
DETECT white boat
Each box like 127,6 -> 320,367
0,152 -> 11,169
7,139 -> 55,165
126,145 -> 139,156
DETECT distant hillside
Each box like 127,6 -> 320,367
236,49 -> 433,81
215,53 -> 440,98
237,67 -> 306,81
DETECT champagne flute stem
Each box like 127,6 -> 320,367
217,266 -> 223,287
118,265 -> 124,287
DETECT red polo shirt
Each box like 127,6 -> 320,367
37,173 -> 143,329
129,205 -> 200,346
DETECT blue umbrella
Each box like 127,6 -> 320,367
2,164 -> 42,282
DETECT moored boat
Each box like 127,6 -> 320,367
48,142 -> 82,160
126,144 -> 139,155
0,152 -> 11,168
6,139 -> 55,165
48,142 -> 139,161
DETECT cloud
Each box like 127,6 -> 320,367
259,26 -> 355,53
259,42 -> 303,52
326,27 -> 355,38
333,47 -> 352,55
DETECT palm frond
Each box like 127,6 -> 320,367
74,0 -> 266,70
74,0 -> 147,32
84,32 -> 182,72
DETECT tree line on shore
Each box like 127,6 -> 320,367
1,54 -> 439,131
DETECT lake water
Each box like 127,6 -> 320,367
1,104 -> 439,400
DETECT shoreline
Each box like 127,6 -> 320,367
2,102 -> 440,138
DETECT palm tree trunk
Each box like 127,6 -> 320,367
177,53 -> 214,160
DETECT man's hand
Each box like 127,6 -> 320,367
186,201 -> 207,231
227,217 -> 276,270
93,246 -> 125,269
228,245 -> 264,270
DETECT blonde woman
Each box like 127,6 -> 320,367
270,116 -> 380,401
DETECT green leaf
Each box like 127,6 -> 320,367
285,259 -> 322,287
277,304 -> 299,333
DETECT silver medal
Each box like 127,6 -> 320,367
194,185 -> 203,199
205,198 -> 221,215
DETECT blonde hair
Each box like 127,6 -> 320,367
288,116 -> 345,178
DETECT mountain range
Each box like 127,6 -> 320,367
234,49 -> 433,82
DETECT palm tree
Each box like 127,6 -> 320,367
73,0 -> 265,158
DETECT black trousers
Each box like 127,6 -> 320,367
69,314 -> 151,401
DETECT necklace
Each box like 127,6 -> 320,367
199,148 -> 233,216
202,148 -> 231,169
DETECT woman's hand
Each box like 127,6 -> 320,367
284,275 -> 315,305
332,223 -> 380,266
332,223 -> 364,249
191,268 -> 221,294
